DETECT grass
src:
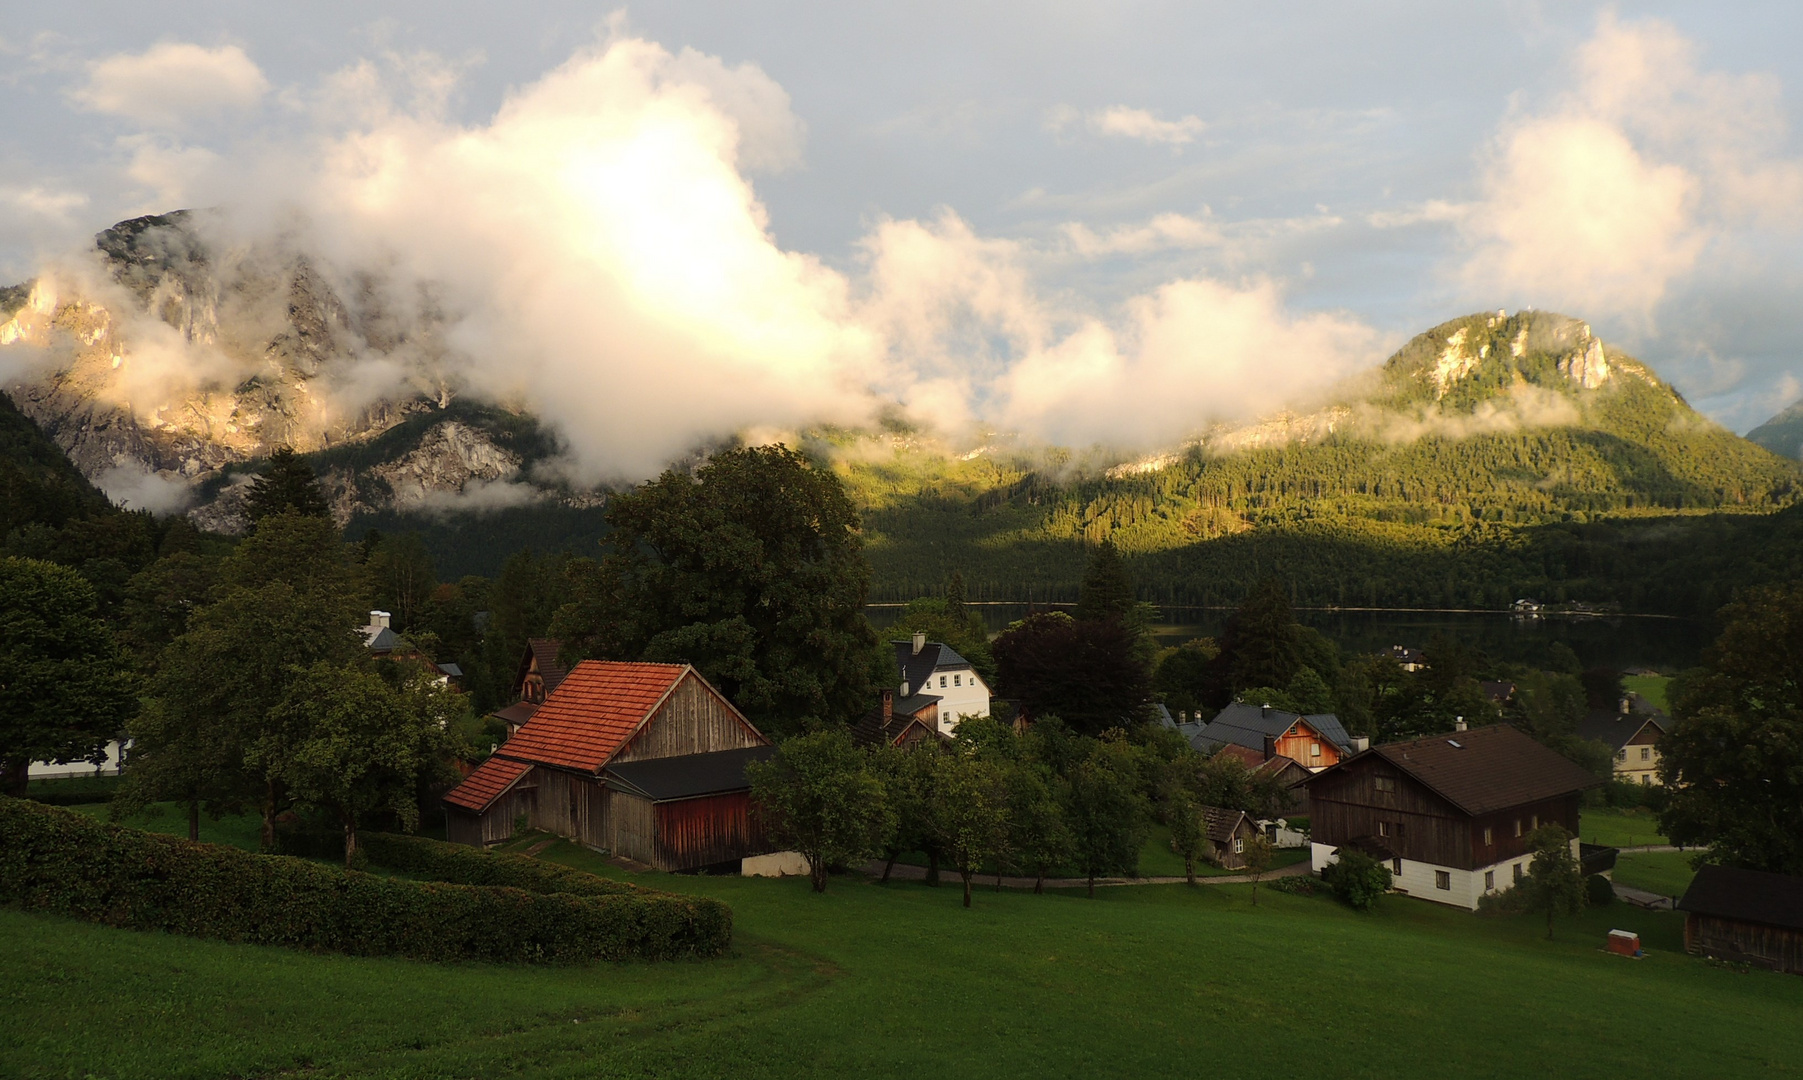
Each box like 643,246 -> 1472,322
892,824 -> 1309,879
5,829 -> 1803,1079
1613,851 -> 1699,899
1579,807 -> 1669,848
64,800 -> 268,852
1622,674 -> 1672,712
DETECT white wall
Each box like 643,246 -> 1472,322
926,670 -> 990,734
29,739 -> 125,779
1310,841 -> 1573,911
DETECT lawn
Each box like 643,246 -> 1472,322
5,830 -> 1803,1079
1579,807 -> 1668,848
893,823 -> 1309,879
1613,851 -> 1699,899
1622,675 -> 1672,712
64,800 -> 268,852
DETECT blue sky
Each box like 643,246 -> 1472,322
4,2 -> 1800,456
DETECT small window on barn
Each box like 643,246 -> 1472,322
1514,819 -> 1522,838
1435,871 -> 1451,890
1377,821 -> 1388,837
1531,815 -> 1539,830
1485,870 -> 1495,891
1233,837 -> 1245,854
1483,827 -> 1493,845
1310,742 -> 1321,757
1374,776 -> 1395,793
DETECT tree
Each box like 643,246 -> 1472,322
1658,582 -> 1803,875
119,550 -> 217,665
1212,579 -> 1303,706
1004,763 -> 1073,894
933,750 -> 1011,907
1324,848 -> 1391,910
244,446 -> 330,524
1064,742 -> 1148,897
945,570 -> 968,625
1243,833 -> 1275,906
1519,825 -> 1586,939
552,446 -> 876,737
366,532 -> 437,634
993,612 -> 1151,735
1285,667 -> 1334,714
870,740 -> 939,884
747,730 -> 893,892
1164,782 -> 1208,886
1153,638 -> 1219,716
0,558 -> 137,797
1075,540 -> 1136,623
249,663 -> 452,865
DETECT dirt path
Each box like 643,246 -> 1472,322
864,857 -> 1314,891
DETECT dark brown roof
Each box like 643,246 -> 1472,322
1212,744 -> 1266,768
1200,806 -> 1252,845
1312,723 -> 1601,817
1678,865 -> 1803,931
528,638 -> 570,695
491,701 -> 538,727
1253,755 -> 1309,784
604,746 -> 778,802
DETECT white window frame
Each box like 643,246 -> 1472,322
1233,837 -> 1244,854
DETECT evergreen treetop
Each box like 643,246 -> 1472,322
245,447 -> 330,525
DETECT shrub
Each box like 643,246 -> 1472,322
0,796 -> 730,963
1323,849 -> 1392,911
1268,874 -> 1318,897
1586,873 -> 1616,907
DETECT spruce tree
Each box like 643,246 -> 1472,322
1075,540 -> 1135,622
244,447 -> 330,525
946,570 -> 968,624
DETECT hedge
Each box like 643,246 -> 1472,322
0,797 -> 731,963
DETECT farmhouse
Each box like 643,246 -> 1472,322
1677,865 -> 1803,974
892,633 -> 991,736
443,661 -> 775,871
852,690 -> 945,748
1304,723 -> 1601,910
1191,702 -> 1356,771
1577,700 -> 1666,786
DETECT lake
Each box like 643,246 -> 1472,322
867,603 -> 1708,674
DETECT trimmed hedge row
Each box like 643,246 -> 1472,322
0,797 -> 731,962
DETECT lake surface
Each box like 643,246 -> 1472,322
867,603 -> 1708,674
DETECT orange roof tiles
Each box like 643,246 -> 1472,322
444,755 -> 533,812
496,660 -> 689,773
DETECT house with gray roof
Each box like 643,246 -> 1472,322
1191,702 -> 1355,771
890,632 -> 991,736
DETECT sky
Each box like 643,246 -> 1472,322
3,1 -> 1801,477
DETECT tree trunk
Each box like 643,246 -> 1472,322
926,850 -> 940,887
188,797 -> 200,842
260,778 -> 279,852
1546,908 -> 1554,940
995,870 -> 1002,892
811,854 -> 828,893
961,870 -> 973,908
342,812 -> 358,868
1034,871 -> 1045,895
0,756 -> 29,799
1185,854 -> 1196,887
881,852 -> 897,884
1088,871 -> 1096,899
1251,876 -> 1259,906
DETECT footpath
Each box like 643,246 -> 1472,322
864,857 -> 1314,891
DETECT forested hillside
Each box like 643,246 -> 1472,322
1748,399 -> 1803,460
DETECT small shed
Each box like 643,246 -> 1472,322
1201,806 -> 1259,870
1677,865 -> 1803,974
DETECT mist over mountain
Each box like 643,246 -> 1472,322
1748,400 -> 1803,461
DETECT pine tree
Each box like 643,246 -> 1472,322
1075,540 -> 1135,622
946,570 -> 968,624
245,447 -> 330,525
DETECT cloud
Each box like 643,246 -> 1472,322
1046,104 -> 1205,146
0,186 -> 88,222
94,463 -> 193,514
1458,13 -> 1803,322
70,42 -> 270,128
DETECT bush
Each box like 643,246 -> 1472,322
1477,886 -> 1528,916
1586,873 -> 1616,907
0,797 -> 730,963
1268,874 -> 1318,897
1323,849 -> 1392,911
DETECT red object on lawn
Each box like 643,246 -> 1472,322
1607,929 -> 1642,957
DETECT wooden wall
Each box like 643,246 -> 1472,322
601,788 -> 658,865
448,776 -> 539,847
527,767 -> 606,848
1686,915 -> 1803,974
612,676 -> 767,764
1273,726 -> 1341,769
1468,794 -> 1581,867
655,792 -> 767,870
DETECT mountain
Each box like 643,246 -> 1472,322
1747,400 -> 1803,461
3,215 -> 1799,603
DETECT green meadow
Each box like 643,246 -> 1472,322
4,822 -> 1800,1080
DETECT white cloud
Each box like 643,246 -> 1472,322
1047,104 -> 1205,146
1458,13 -> 1803,322
0,186 -> 88,221
70,42 -> 269,129
94,463 -> 193,514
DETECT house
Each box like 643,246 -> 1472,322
1191,702 -> 1355,771
1385,645 -> 1426,671
1303,723 -> 1602,910
1511,598 -> 1544,615
362,610 -> 464,686
1578,699 -> 1667,786
852,690 -> 946,749
442,661 -> 776,872
892,633 -> 991,736
1201,806 -> 1260,870
1677,865 -> 1803,975
1481,680 -> 1517,705
1253,754 -> 1314,819
488,638 -> 572,741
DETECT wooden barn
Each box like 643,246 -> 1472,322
1678,865 -> 1803,975
1303,723 -> 1601,909
443,661 -> 776,872
1201,806 -> 1259,870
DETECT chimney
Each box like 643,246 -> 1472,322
912,631 -> 926,655
1619,697 -> 1631,715
899,680 -> 910,698
1261,704 -> 1270,716
1352,735 -> 1370,753
371,610 -> 391,629
1454,716 -> 1467,732
881,689 -> 894,726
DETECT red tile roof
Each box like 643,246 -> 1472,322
496,660 -> 689,773
444,755 -> 533,812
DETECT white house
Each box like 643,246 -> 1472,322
893,633 -> 990,736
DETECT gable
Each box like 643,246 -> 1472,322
611,672 -> 769,765
498,661 -> 687,773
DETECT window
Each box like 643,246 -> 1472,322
1484,870 -> 1495,891
1377,821 -> 1388,837
1530,815 -> 1539,830
1483,827 -> 1493,845
939,675 -> 947,688
1392,858 -> 1402,875
1640,774 -> 1651,785
1374,776 -> 1395,793
954,674 -> 961,687
1513,863 -> 1523,883
1640,747 -> 1651,761
1310,742 -> 1321,758
1513,819 -> 1522,838
1435,871 -> 1451,891
1617,749 -> 1627,762
1233,837 -> 1245,854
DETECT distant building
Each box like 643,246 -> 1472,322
362,610 -> 463,685
1578,699 -> 1667,786
1191,702 -> 1354,771
1678,865 -> 1803,975
891,633 -> 991,736
1201,806 -> 1260,870
1480,680 -> 1517,705
1385,645 -> 1426,672
1304,724 -> 1602,910
1511,599 -> 1544,615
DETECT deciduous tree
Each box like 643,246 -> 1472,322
993,612 -> 1151,735
747,730 -> 893,893
933,750 -> 1010,907
1064,741 -> 1148,897
1520,825 -> 1586,939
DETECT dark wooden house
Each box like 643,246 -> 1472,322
487,638 -> 573,740
1677,865 -> 1803,974
1303,724 -> 1601,909
1201,806 -> 1259,870
444,661 -> 775,871
852,689 -> 947,749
